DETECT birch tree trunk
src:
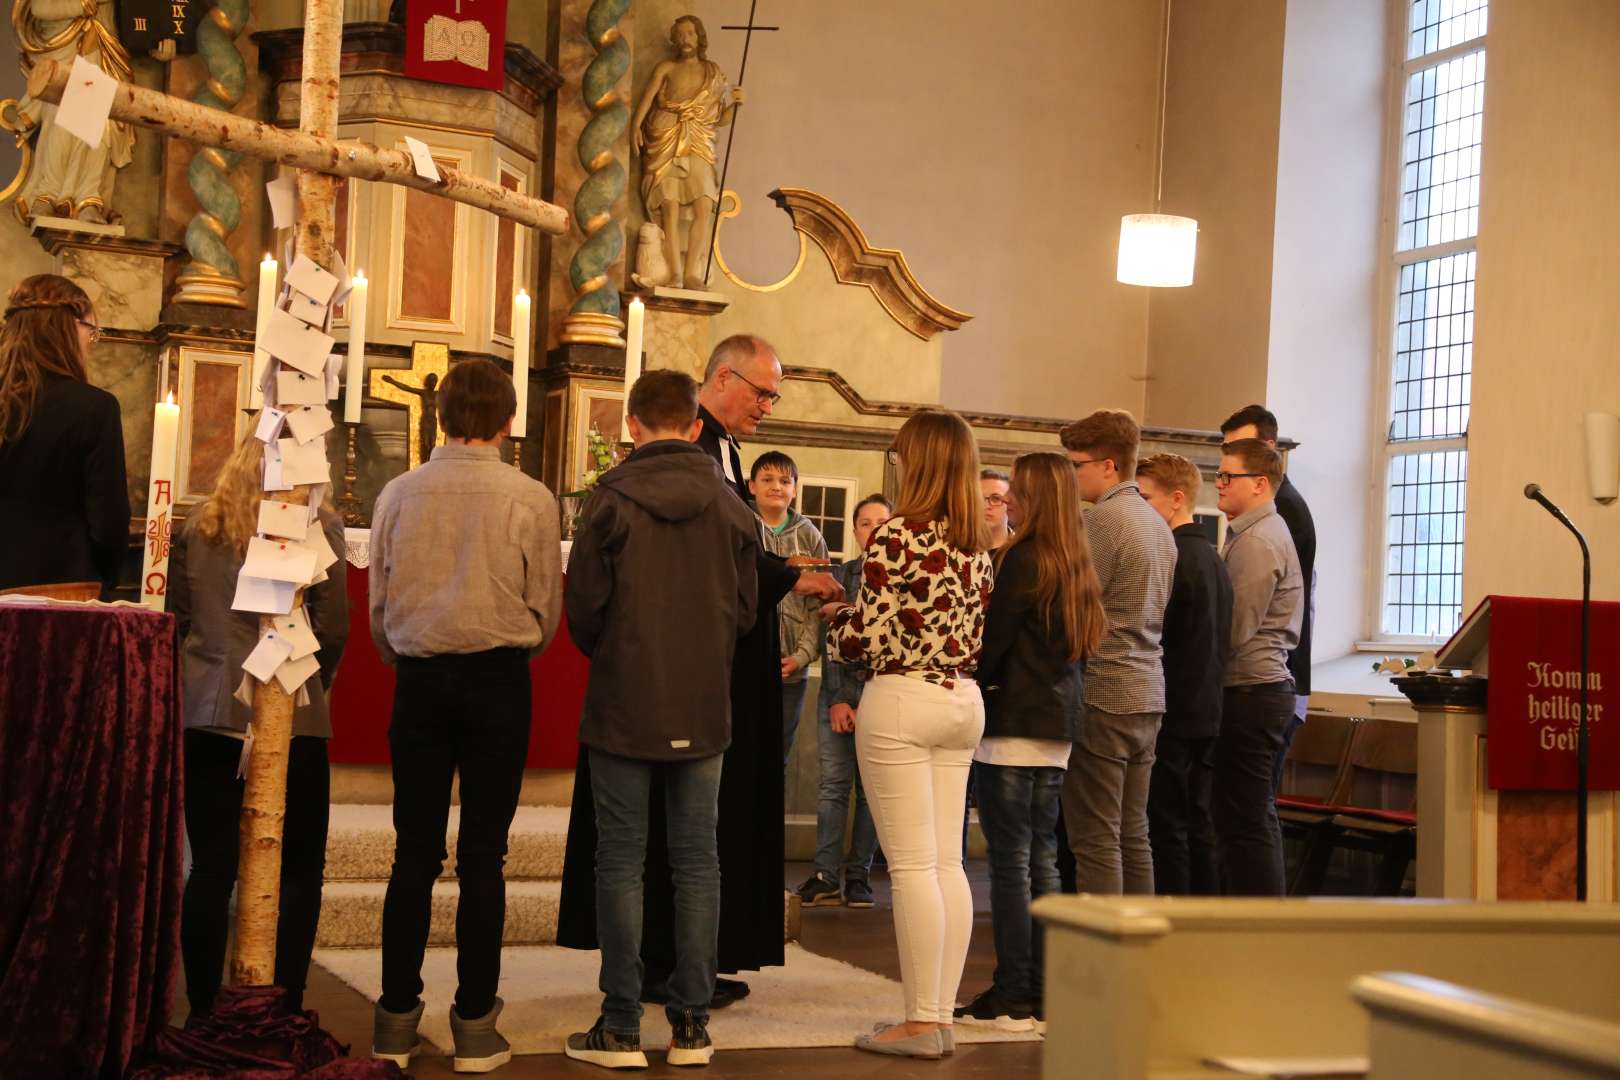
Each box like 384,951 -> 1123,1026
229,0 -> 342,991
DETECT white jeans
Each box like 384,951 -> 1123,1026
855,674 -> 986,1023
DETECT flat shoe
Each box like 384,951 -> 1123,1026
854,1024 -> 944,1059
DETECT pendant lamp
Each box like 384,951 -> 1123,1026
1118,0 -> 1197,287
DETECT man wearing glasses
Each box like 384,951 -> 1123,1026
1057,410 -> 1177,896
1212,438 -> 1303,896
980,468 -> 1013,550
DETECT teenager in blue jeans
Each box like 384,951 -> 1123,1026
955,452 -> 1105,1033
796,493 -> 891,909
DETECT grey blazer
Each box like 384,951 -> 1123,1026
169,507 -> 349,738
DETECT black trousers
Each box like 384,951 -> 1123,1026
181,729 -> 330,1016
1213,686 -> 1295,896
380,649 -> 531,1019
1147,734 -> 1219,896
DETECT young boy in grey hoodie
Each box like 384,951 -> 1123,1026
748,450 -> 829,768
563,370 -> 759,1069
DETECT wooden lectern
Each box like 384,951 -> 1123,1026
1403,595 -> 1620,900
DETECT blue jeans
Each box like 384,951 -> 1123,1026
783,677 -> 810,770
974,762 -> 1064,1003
813,691 -> 878,882
589,748 -> 724,1035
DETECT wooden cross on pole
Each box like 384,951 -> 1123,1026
32,0 -> 569,992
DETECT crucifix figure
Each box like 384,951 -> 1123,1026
370,342 -> 450,471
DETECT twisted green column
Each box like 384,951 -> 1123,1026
173,0 -> 251,308
560,0 -> 630,344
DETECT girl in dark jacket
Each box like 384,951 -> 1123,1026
955,451 -> 1104,1033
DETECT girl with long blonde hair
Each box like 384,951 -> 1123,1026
0,273 -> 127,594
168,431 -> 348,1019
824,409 -> 993,1058
955,451 -> 1104,1032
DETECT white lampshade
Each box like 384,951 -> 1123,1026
1116,213 -> 1198,287
1585,412 -> 1619,502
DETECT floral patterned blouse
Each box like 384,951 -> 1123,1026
827,517 -> 994,689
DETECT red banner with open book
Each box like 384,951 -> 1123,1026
1448,595 -> 1620,790
403,0 -> 508,92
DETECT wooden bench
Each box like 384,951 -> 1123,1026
1034,895 -> 1620,1080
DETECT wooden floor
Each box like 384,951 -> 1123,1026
181,861 -> 1042,1078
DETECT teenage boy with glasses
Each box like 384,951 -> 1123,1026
1211,438 -> 1303,896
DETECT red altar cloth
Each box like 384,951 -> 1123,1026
327,564 -> 586,769
0,601 -> 184,1079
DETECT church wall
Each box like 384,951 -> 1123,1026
1464,0 -> 1620,606
629,0 -> 1163,421
1265,0 -> 1387,660
1142,0 -> 1287,432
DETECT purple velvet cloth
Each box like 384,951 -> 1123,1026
0,603 -> 186,1079
126,987 -> 401,1080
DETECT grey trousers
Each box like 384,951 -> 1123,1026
1062,705 -> 1163,895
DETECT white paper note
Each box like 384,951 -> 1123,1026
284,254 -> 339,306
276,370 -> 328,406
244,535 -> 319,585
404,136 -> 440,182
257,499 -> 310,540
254,406 -> 286,443
303,516 -> 340,574
236,722 -> 255,777
325,353 -> 344,399
261,307 -> 335,376
277,437 -> 330,486
285,404 -> 334,446
242,631 -> 294,682
287,290 -> 329,328
295,684 -> 311,707
330,248 -> 353,309
57,56 -> 118,149
266,175 -> 296,229
231,573 -> 296,615
270,607 -> 322,661
234,673 -> 255,709
307,486 -> 329,527
261,440 -> 291,492
274,651 -> 321,694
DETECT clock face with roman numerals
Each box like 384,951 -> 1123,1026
118,0 -> 206,56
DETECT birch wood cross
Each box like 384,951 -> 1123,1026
36,0 -> 569,990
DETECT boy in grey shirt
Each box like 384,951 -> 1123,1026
1212,437 -> 1303,896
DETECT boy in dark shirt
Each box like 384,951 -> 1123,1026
1136,453 -> 1233,895
562,369 -> 760,1069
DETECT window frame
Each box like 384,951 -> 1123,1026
1365,0 -> 1488,646
795,474 -> 862,561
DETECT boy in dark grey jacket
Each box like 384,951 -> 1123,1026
563,369 -> 760,1070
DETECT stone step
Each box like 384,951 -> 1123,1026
324,804 -> 570,883
316,879 -> 561,949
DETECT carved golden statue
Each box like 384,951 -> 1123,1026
4,0 -> 138,224
630,14 -> 743,290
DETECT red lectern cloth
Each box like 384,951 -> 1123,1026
0,602 -> 184,1079
1482,595 -> 1620,790
327,567 -> 586,769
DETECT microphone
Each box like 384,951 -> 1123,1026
1524,481 -> 1594,901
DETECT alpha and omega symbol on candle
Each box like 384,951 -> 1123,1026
144,571 -> 167,598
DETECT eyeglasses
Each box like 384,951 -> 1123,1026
730,368 -> 781,406
984,493 -> 1008,506
77,319 -> 101,343
1215,471 -> 1265,486
1070,457 -> 1110,471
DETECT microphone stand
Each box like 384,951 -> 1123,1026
1525,484 -> 1592,900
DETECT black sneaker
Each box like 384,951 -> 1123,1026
953,986 -> 1035,1032
796,872 -> 842,907
564,1017 -> 648,1069
667,1008 -> 714,1067
843,876 -> 875,908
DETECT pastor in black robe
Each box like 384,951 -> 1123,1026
557,405 -> 799,976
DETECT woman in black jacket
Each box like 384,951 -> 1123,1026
955,451 -> 1105,1033
0,274 -> 127,596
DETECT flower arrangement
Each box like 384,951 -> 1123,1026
561,423 -> 619,534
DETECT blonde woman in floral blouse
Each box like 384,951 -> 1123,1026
823,409 -> 994,1059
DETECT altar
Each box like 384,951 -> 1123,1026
327,532 -> 586,770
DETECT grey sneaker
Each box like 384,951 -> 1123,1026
854,1023 -> 944,1059
843,876 -> 875,908
450,996 -> 513,1073
371,999 -> 424,1067
566,1016 -> 649,1069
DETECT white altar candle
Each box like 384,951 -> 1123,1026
141,393 -> 181,611
620,296 -> 644,442
512,288 -> 532,438
250,254 -> 277,409
344,270 -> 368,424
